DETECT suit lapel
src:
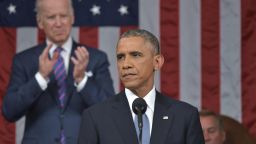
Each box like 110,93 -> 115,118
63,41 -> 77,110
110,92 -> 139,144
47,74 -> 59,104
36,43 -> 60,104
150,92 -> 174,144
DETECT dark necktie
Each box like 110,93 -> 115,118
134,114 -> 150,144
53,47 -> 67,144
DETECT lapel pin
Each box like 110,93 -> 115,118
163,116 -> 168,120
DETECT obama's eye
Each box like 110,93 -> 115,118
117,54 -> 124,60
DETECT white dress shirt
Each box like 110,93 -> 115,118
125,86 -> 156,135
35,36 -> 88,91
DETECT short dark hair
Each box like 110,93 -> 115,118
119,29 -> 160,55
200,109 -> 224,131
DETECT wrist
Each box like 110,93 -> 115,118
39,71 -> 49,80
75,74 -> 85,83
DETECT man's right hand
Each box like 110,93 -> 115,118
39,44 -> 59,79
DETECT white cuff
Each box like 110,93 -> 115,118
35,72 -> 49,90
74,73 -> 88,92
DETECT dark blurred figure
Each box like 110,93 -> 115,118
221,115 -> 256,144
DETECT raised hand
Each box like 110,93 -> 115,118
39,44 -> 59,79
71,46 -> 89,83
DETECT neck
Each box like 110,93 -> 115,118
130,85 -> 154,98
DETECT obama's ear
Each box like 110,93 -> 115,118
154,54 -> 164,71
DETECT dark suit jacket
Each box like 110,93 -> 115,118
2,41 -> 115,144
78,91 -> 205,144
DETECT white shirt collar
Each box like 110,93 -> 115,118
125,86 -> 156,134
125,86 -> 156,114
47,36 -> 72,56
47,36 -> 72,71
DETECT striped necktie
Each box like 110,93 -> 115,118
134,114 -> 150,144
53,47 -> 67,144
53,47 -> 67,108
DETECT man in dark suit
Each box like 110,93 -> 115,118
78,29 -> 204,144
2,0 -> 114,143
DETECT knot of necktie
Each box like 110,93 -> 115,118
55,47 -> 63,53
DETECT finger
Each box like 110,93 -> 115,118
52,51 -> 59,61
75,47 -> 84,59
74,46 -> 87,60
71,56 -> 78,65
76,47 -> 89,63
74,49 -> 83,61
79,46 -> 89,59
41,43 -> 53,58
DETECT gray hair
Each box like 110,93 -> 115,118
35,0 -> 74,17
119,29 -> 160,55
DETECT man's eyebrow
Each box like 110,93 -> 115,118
116,53 -> 124,56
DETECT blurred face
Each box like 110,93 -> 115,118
200,116 -> 226,144
37,0 -> 74,45
116,36 -> 163,96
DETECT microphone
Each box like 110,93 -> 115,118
132,98 -> 147,144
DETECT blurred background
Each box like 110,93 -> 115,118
0,0 -> 256,143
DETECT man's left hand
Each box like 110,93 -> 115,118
71,46 -> 89,83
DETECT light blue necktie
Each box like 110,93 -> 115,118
134,114 -> 150,144
53,47 -> 67,144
